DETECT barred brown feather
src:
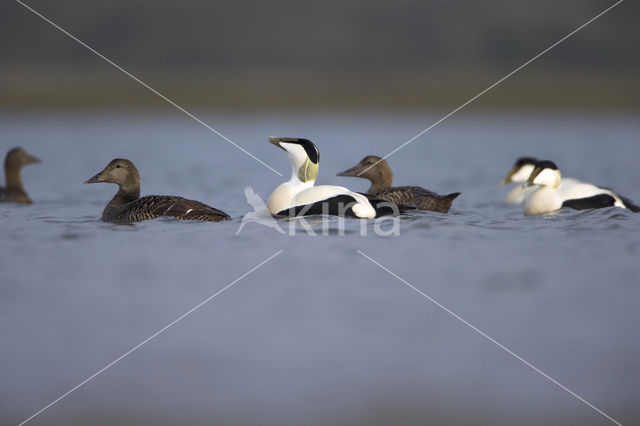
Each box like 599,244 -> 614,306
103,195 -> 231,222
372,186 -> 460,213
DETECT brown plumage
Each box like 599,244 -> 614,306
337,155 -> 460,213
0,147 -> 41,204
84,158 -> 230,223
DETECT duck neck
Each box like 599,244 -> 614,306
553,172 -> 562,189
288,172 -> 315,190
4,163 -> 24,191
107,185 -> 140,209
368,166 -> 393,194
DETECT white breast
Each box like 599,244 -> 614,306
266,181 -> 303,214
523,187 -> 563,216
505,185 -> 536,204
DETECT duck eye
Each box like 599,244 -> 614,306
115,165 -> 122,168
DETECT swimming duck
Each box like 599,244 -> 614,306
523,160 -> 639,216
336,155 -> 460,213
84,158 -> 230,222
266,137 -> 399,218
500,156 -> 581,204
0,147 -> 40,204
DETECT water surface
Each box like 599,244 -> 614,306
1,111 -> 639,425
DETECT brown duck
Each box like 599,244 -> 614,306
337,155 -> 460,213
84,158 -> 230,223
0,147 -> 41,204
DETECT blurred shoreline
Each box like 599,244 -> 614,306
2,70 -> 638,111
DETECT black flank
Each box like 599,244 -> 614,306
562,194 -> 616,210
277,194 -> 359,218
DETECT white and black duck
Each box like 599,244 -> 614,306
523,160 -> 639,216
266,138 -> 404,218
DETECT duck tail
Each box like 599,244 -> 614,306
445,192 -> 461,201
438,192 -> 461,213
620,195 -> 640,213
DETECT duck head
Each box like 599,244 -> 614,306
269,137 -> 319,183
526,160 -> 561,189
337,155 -> 393,192
337,155 -> 389,178
500,157 -> 537,186
5,147 -> 41,170
84,158 -> 141,191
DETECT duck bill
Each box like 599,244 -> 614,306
336,165 -> 361,177
525,168 -> 541,187
499,166 -> 517,186
84,170 -> 104,184
268,136 -> 286,151
26,153 -> 41,164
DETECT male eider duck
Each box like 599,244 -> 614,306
266,137 -> 399,218
523,160 -> 639,216
336,155 -> 460,213
500,156 -> 581,204
0,147 -> 41,204
85,158 -> 230,223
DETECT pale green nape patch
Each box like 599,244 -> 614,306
298,158 -> 319,182
553,170 -> 562,189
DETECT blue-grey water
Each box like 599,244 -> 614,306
1,111 -> 639,426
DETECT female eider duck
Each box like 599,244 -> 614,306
500,156 -> 581,204
336,155 -> 460,213
84,158 -> 230,223
266,137 -> 399,218
523,160 -> 639,216
0,147 -> 41,204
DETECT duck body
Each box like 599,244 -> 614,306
267,137 -> 389,219
523,186 -> 564,216
101,194 -> 230,222
336,155 -> 460,213
557,183 -> 625,208
524,184 -> 620,216
505,178 -> 581,204
369,186 -> 459,213
523,160 -> 639,216
0,187 -> 33,204
0,147 -> 40,204
85,158 -> 230,223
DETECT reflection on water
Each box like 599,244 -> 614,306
1,111 -> 639,425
